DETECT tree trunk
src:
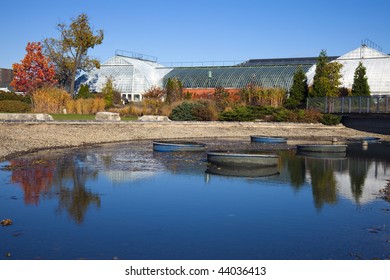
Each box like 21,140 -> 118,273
69,54 -> 80,96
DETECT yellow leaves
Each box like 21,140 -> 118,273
32,86 -> 71,113
65,98 -> 105,114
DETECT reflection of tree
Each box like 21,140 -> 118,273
8,153 -> 101,224
348,158 -> 370,203
10,159 -> 56,205
58,186 -> 100,224
280,151 -> 306,190
55,156 -> 100,224
307,159 -> 337,209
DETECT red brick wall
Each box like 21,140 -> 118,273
183,88 -> 241,102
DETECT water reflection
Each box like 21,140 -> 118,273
307,157 -> 339,208
280,151 -> 305,190
9,159 -> 56,205
4,152 -> 101,224
55,156 -> 100,224
2,141 -> 390,224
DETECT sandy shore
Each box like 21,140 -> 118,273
0,121 -> 388,161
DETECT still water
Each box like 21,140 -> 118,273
0,139 -> 389,260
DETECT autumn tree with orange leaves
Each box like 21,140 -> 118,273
11,42 -> 57,94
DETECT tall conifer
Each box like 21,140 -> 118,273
351,62 -> 370,96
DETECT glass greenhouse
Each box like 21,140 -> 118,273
76,44 -> 390,101
162,64 -> 313,90
76,53 -> 171,102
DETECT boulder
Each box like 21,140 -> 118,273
138,115 -> 171,122
0,113 -> 54,122
95,112 -> 121,122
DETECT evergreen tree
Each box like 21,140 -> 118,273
323,61 -> 343,97
286,66 -> 308,108
311,50 -> 329,97
311,50 -> 343,97
351,62 -> 370,96
76,84 -> 92,99
165,77 -> 183,104
101,77 -> 117,108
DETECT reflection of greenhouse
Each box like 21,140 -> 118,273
76,43 -> 390,100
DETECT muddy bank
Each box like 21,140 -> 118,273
0,121 -> 388,161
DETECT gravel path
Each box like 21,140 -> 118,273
0,121 -> 388,161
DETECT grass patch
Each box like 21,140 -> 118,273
51,114 -> 138,121
51,114 -> 96,121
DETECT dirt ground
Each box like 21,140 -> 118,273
0,121 -> 388,161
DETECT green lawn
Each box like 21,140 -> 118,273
51,114 -> 138,121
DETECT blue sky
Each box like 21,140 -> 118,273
1,0 -> 390,68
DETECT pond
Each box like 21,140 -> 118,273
0,138 -> 389,260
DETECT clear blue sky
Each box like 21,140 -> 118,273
1,0 -> 390,68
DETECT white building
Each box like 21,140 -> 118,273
306,44 -> 390,95
77,44 -> 390,100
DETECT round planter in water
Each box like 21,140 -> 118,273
296,151 -> 347,159
206,150 -> 279,167
250,136 -> 287,143
206,164 -> 279,177
296,144 -> 347,153
346,136 -> 381,143
153,140 -> 206,152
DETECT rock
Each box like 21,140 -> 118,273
95,112 -> 121,122
1,219 -> 13,226
0,113 -> 53,122
138,115 -> 171,122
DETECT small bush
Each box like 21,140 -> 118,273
169,102 -> 198,121
32,87 -> 71,113
272,108 -> 293,122
0,91 -> 31,104
298,109 -> 322,123
76,84 -> 94,99
219,106 -> 257,121
169,101 -> 218,121
65,98 -> 105,114
321,114 -> 341,125
0,100 -> 31,113
191,100 -> 218,121
219,105 -> 274,122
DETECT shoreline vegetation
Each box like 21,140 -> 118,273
0,121 -> 388,162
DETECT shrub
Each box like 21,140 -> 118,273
65,98 -> 105,114
169,102 -> 198,121
0,100 -> 31,113
143,86 -> 166,100
240,86 -> 286,107
32,87 -> 71,113
320,114 -> 341,125
0,91 -> 31,104
76,84 -> 93,99
142,99 -> 164,115
272,108 -> 293,122
191,100 -> 218,121
219,106 -> 257,121
298,109 -> 322,123
169,101 -> 218,121
100,78 -> 121,108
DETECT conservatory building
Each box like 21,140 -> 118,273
76,44 -> 390,100
76,51 -> 172,102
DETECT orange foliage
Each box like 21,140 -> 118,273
10,159 -> 56,205
10,42 -> 57,94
